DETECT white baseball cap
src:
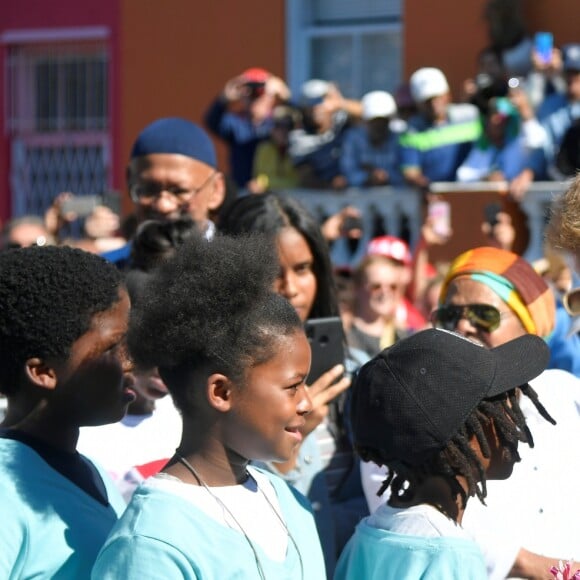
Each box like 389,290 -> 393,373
361,91 -> 397,120
409,68 -> 449,103
301,79 -> 330,105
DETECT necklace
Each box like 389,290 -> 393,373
174,452 -> 304,580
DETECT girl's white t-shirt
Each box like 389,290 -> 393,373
368,502 -> 470,539
148,467 -> 288,561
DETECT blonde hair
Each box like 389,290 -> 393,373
547,175 -> 580,254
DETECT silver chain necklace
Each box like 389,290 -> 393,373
174,452 -> 304,580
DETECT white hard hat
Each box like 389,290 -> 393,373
409,68 -> 449,103
361,91 -> 397,120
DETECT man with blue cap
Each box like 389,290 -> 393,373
101,117 -> 225,267
127,117 -> 225,231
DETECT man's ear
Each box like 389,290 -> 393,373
24,358 -> 58,391
207,172 -> 226,212
205,372 -> 236,413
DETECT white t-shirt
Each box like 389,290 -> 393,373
368,503 -> 470,539
463,368 -> 580,579
78,395 -> 182,490
148,467 -> 289,561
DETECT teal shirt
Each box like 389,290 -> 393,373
0,438 -> 125,579
92,466 -> 326,579
335,518 -> 487,580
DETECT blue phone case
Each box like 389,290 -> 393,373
535,32 -> 553,64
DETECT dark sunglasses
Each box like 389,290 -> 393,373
430,304 -> 503,333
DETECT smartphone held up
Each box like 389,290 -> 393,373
427,200 -> 451,240
60,191 -> 121,218
534,32 -> 554,65
304,317 -> 345,384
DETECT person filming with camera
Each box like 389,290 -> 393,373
204,68 -> 290,189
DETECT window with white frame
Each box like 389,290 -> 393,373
286,0 -> 403,99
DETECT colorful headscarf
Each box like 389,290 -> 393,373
440,247 -> 555,338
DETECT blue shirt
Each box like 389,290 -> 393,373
400,105 -> 481,182
547,300 -> 580,377
340,125 -> 404,187
335,516 -> 487,580
289,111 -> 349,184
0,438 -> 125,579
205,97 -> 273,187
537,94 -> 580,163
92,466 -> 326,579
456,135 -> 544,181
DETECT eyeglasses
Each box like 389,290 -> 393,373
430,303 -> 509,333
366,281 -> 399,294
563,287 -> 580,316
5,236 -> 49,249
130,171 -> 216,204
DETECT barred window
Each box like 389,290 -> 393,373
7,41 -> 109,134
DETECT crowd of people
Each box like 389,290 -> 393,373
202,43 -> 580,199
1,24 -> 580,580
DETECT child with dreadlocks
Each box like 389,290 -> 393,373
335,328 -> 553,580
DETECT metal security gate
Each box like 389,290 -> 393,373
5,33 -> 111,217
10,133 -> 110,216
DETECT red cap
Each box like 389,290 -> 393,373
241,68 -> 270,83
366,236 -> 412,267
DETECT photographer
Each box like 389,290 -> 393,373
204,68 -> 290,188
462,47 -> 510,114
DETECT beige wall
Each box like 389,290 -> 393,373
404,0 -> 490,98
118,0 -> 286,211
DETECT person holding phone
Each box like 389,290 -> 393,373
204,68 -> 290,189
526,32 -> 567,111
220,192 -> 368,578
535,44 -> 580,170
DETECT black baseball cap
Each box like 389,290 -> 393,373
562,44 -> 580,72
351,328 -> 550,466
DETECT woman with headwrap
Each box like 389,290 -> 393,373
429,246 -> 580,580
433,245 -> 555,345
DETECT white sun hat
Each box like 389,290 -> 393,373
361,91 -> 397,120
409,67 -> 449,103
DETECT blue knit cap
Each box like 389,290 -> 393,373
130,117 -> 217,168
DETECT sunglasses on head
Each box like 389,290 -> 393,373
430,303 -> 502,333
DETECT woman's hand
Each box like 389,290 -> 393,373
302,364 -> 351,439
321,206 -> 362,242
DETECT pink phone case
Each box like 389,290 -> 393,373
428,201 -> 451,238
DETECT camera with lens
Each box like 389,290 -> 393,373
472,73 -> 511,113
475,73 -> 509,99
245,81 -> 266,100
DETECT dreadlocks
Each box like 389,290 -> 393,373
358,383 -> 555,514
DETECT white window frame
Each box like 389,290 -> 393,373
286,0 -> 403,99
